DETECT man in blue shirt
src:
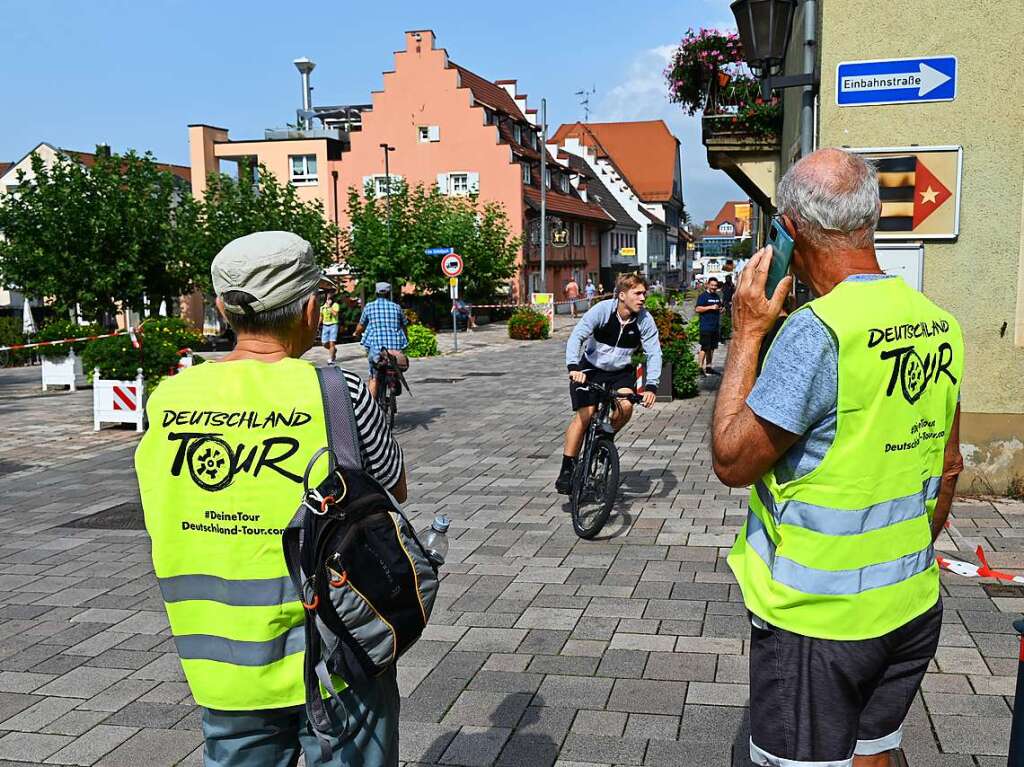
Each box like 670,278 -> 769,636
695,276 -> 723,375
355,282 -> 409,398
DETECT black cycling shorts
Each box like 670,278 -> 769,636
748,598 -> 942,766
569,366 -> 635,411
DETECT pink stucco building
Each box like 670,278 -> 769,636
188,30 -> 614,302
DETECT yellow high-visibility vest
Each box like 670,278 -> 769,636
135,358 -> 337,709
728,278 -> 963,640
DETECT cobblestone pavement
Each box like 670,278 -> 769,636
0,329 -> 1018,766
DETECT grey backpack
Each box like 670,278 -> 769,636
283,366 -> 438,757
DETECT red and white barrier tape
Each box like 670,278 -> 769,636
462,293 -> 614,311
939,545 -> 1024,584
0,330 -> 128,353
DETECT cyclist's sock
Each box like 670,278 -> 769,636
560,455 -> 575,473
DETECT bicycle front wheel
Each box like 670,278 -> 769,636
570,437 -> 620,540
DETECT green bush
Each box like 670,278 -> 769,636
405,324 -> 439,357
685,314 -> 700,343
508,308 -> 549,340
37,319 -> 101,360
664,338 -> 701,398
82,334 -> 181,385
0,318 -> 29,366
645,293 -> 667,310
139,317 -> 203,352
720,312 -> 732,340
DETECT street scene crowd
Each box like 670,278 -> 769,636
0,3 -> 1022,767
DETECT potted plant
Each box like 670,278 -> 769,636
38,320 -> 100,391
82,333 -> 180,431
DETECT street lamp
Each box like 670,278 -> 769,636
380,144 -> 396,294
730,0 -> 818,155
293,57 -> 316,130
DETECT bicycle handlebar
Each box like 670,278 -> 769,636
582,381 -> 643,404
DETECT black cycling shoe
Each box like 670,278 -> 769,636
555,469 -> 573,495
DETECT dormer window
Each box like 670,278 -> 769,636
559,174 -> 570,194
718,222 -> 735,235
513,124 -> 522,144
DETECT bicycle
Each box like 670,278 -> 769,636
569,381 -> 641,540
372,349 -> 411,432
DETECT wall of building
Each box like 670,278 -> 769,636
339,30 -> 524,280
819,0 -> 1024,491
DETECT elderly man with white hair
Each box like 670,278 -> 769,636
712,149 -> 964,767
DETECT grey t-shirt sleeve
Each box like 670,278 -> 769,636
747,309 -> 838,436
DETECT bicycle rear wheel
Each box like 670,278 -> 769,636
570,436 -> 620,539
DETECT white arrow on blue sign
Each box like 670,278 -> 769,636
836,56 -> 956,107
424,246 -> 454,256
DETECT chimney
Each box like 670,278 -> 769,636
293,57 -> 316,129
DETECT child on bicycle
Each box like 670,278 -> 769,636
557,273 -> 661,494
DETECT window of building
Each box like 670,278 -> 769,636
544,169 -> 551,189
559,174 -> 570,194
521,163 -> 531,184
418,125 -> 440,143
513,124 -> 522,144
572,222 -> 583,246
718,221 -> 734,235
483,108 -> 494,125
289,155 -> 318,185
450,173 -> 469,195
373,174 -> 400,196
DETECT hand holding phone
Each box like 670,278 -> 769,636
765,217 -> 795,299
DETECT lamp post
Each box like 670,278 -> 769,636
380,143 -> 395,295
730,0 -> 818,156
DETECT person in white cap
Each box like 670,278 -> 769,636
135,231 -> 406,765
354,282 -> 409,399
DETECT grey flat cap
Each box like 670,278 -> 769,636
375,282 -> 391,293
212,231 -> 334,314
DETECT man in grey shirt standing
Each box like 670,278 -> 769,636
711,149 -> 964,767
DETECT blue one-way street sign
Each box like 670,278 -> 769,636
836,56 -> 957,107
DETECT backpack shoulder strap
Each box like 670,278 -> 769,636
316,366 -> 363,471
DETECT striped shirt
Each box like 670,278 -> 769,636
340,367 -> 404,488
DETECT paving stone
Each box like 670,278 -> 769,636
514,608 -> 582,631
606,679 -> 687,715
466,671 -> 544,695
644,652 -> 716,682
34,667 -> 129,699
571,709 -> 627,737
43,725 -> 138,765
644,738 -> 732,766
626,714 -> 679,740
397,721 -> 459,764
441,691 -> 532,728
558,734 -> 647,765
934,715 -> 1011,756
93,728 -> 202,766
100,701 -> 193,728
595,650 -> 647,679
40,709 -> 111,737
0,695 -> 78,732
0,671 -> 55,693
438,725 -> 512,766
0,732 -> 74,761
534,676 -> 613,710
453,628 -> 526,654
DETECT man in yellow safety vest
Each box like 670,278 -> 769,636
136,231 -> 407,766
712,149 -> 963,767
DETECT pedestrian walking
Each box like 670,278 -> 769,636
695,276 -> 722,375
721,274 -> 735,313
584,277 -> 597,303
565,277 -> 580,318
135,231 -> 407,766
712,149 -> 964,767
320,288 -> 341,364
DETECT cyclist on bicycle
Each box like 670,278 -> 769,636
354,281 -> 409,399
556,273 -> 661,494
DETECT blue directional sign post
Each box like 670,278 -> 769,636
424,246 -> 454,257
836,56 -> 957,107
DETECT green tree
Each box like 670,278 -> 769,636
177,162 -> 340,293
0,149 -> 191,322
341,181 -> 519,300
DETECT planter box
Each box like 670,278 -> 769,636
42,351 -> 87,391
93,368 -> 146,432
657,360 -> 673,403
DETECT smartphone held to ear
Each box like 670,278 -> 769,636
765,218 -> 795,298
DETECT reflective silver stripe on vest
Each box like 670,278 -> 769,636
745,511 -> 935,596
174,624 -> 305,666
158,575 -> 298,607
754,476 -> 942,537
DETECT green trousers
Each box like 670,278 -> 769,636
201,668 -> 399,767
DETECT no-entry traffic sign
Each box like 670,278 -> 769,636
441,253 -> 463,278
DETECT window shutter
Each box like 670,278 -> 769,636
436,173 -> 449,194
428,125 -> 440,142
467,172 -> 480,193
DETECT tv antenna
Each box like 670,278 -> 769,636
575,86 -> 596,121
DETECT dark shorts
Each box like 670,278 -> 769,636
748,599 -> 942,766
699,329 -> 719,351
569,366 -> 635,411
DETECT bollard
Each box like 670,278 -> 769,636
1008,618 -> 1024,767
